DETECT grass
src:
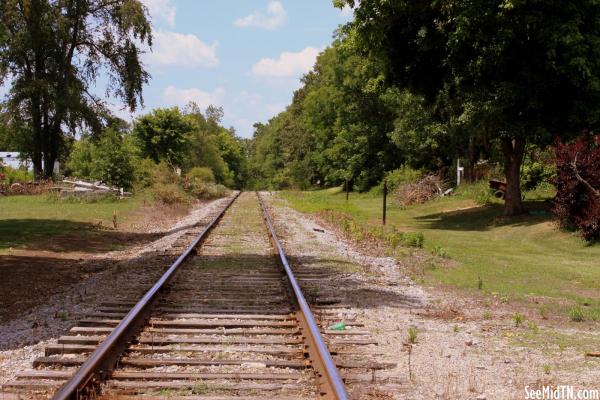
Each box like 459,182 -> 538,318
280,184 -> 600,319
0,194 -> 145,250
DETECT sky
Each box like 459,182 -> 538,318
107,0 -> 353,138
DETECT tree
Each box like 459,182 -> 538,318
337,0 -> 600,215
0,0 -> 151,179
133,108 -> 192,168
91,128 -> 135,189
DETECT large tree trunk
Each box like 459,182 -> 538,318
501,137 -> 526,216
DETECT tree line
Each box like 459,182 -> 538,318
247,0 -> 600,216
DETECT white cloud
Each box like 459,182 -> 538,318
235,91 -> 262,106
251,47 -> 320,78
234,1 -> 287,31
141,0 -> 176,28
146,31 -> 219,68
163,86 -> 226,109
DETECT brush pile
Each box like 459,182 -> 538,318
392,174 -> 446,206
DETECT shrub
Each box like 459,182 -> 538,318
186,180 -> 229,199
151,183 -> 191,205
66,137 -> 95,178
373,165 -> 422,194
401,231 -> 425,248
553,134 -> 600,241
133,158 -> 157,188
0,165 -> 33,184
187,167 -> 215,183
521,147 -> 556,191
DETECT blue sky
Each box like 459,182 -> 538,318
113,0 -> 352,137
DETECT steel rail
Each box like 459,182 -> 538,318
52,192 -> 241,400
257,192 -> 349,400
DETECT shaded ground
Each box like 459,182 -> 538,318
0,197 -> 190,323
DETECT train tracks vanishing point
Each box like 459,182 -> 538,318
1,192 -> 349,399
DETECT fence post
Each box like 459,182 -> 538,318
345,179 -> 349,201
383,180 -> 387,225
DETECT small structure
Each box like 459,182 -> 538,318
0,152 -> 31,170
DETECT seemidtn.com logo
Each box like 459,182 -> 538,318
525,385 -> 599,400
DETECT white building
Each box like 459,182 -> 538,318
0,152 -> 31,171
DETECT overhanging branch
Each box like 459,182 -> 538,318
571,152 -> 600,199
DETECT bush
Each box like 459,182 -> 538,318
186,180 -> 229,199
133,158 -> 157,188
372,165 -> 422,195
187,167 -> 215,183
151,183 -> 191,205
0,165 -> 33,185
521,155 -> 555,191
553,134 -> 600,242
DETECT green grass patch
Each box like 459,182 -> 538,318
281,185 -> 600,318
0,194 -> 145,250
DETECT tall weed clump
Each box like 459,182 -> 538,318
553,134 -> 600,242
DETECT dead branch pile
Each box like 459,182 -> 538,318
0,181 -> 57,196
392,174 -> 447,206
61,179 -> 131,198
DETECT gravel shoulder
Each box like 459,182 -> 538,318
264,192 -> 600,400
0,195 -> 233,386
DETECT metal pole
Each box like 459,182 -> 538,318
345,179 -> 349,201
383,180 -> 387,225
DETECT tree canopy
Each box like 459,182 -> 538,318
0,0 -> 152,179
335,0 -> 600,214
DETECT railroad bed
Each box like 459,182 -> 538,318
2,192 -> 376,399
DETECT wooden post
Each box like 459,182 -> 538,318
383,180 -> 387,225
345,179 -> 349,201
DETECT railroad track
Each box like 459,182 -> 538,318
1,192 -> 351,399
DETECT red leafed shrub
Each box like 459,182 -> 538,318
553,134 -> 600,241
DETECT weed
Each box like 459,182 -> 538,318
453,324 -> 460,333
569,306 -> 585,322
477,276 -> 483,291
432,245 -> 449,258
513,312 -> 524,327
407,326 -> 418,344
543,365 -> 551,375
539,307 -> 549,320
500,296 -> 510,304
55,310 -> 68,321
483,311 -> 492,320
402,232 -> 425,248
527,321 -> 539,333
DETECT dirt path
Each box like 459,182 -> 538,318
0,195 -> 233,385
264,192 -> 600,400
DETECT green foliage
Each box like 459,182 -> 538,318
132,158 -> 157,189
339,0 -> 600,215
133,108 -> 192,168
66,130 -> 135,189
67,138 -> 95,178
406,326 -> 418,344
569,306 -> 585,322
513,312 -> 524,327
91,129 -> 135,190
521,148 -> 556,191
0,165 -> 32,184
186,180 -> 229,200
187,167 -> 215,183
151,183 -> 191,205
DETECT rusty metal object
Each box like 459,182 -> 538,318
489,179 -> 507,199
257,192 -> 349,400
51,192 -> 240,400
